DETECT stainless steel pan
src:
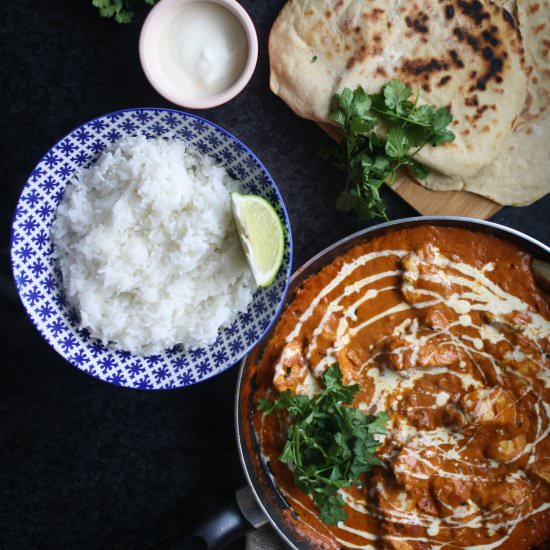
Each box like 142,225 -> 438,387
157,216 -> 550,550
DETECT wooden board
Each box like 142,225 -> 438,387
317,122 -> 501,219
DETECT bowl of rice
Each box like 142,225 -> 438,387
11,108 -> 292,390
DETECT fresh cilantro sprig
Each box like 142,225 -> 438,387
321,80 -> 455,220
258,363 -> 389,524
92,0 -> 155,23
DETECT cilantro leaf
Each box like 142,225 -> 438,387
323,81 -> 456,220
335,190 -> 359,212
383,80 -> 413,115
401,157 -> 429,179
259,363 -> 389,524
408,104 -> 436,126
366,411 -> 390,434
349,117 -> 377,135
92,0 -> 155,23
350,87 -> 372,119
258,390 -> 309,416
330,88 -> 354,120
385,126 -> 410,159
315,493 -> 348,525
432,107 -> 453,130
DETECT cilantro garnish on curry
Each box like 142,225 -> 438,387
259,363 -> 389,524
252,225 -> 550,549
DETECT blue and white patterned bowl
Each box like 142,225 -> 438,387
11,108 -> 292,390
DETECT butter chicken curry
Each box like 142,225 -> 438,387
252,225 -> 550,549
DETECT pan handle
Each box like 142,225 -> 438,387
153,486 -> 268,550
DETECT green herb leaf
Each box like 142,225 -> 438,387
385,126 -> 410,159
401,157 -> 429,179
331,88 -> 354,118
350,87 -> 372,119
258,390 -> 309,416
335,190 -> 359,211
366,411 -> 390,434
383,80 -> 413,115
432,107 -> 453,130
315,493 -> 348,525
322,80 -> 456,220
349,117 -> 377,135
259,363 -> 389,524
407,104 -> 436,126
92,0 -> 155,23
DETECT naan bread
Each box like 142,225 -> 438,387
416,0 -> 550,205
269,0 -> 527,179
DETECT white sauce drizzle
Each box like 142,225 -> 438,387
263,244 -> 550,549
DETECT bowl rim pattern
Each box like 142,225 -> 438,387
10,107 -> 293,390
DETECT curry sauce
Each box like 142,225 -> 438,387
252,226 -> 550,549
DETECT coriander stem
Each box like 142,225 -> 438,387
344,121 -> 353,193
414,85 -> 420,108
409,143 -> 427,157
371,106 -> 431,127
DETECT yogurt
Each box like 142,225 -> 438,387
140,0 -> 257,108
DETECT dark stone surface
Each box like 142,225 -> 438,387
0,1 -> 548,549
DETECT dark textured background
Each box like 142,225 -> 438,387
1,1 -> 548,549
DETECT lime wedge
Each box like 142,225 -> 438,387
231,192 -> 285,288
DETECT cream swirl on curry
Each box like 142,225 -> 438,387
253,225 -> 550,549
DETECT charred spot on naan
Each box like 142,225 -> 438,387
449,48 -> 466,68
270,0 -> 529,178
398,0 -> 523,122
405,11 -> 431,34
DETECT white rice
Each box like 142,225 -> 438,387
52,136 -> 255,354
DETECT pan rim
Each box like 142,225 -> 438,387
235,215 -> 550,549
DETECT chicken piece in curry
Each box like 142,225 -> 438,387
253,226 -> 550,549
